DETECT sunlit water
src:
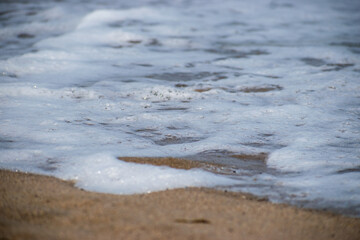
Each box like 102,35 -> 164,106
1,0 -> 359,216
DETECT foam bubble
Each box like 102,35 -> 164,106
61,153 -> 236,194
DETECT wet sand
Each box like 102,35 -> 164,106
1,158 -> 360,240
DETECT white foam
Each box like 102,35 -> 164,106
60,153 -> 236,194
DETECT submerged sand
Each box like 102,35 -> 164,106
1,167 -> 359,240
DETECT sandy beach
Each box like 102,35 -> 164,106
1,157 -> 360,240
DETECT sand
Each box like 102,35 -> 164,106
1,158 -> 360,240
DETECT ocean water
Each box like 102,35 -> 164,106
1,0 -> 359,216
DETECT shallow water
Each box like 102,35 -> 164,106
0,0 -> 360,216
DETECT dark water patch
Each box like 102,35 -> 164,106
26,11 -> 37,16
249,74 -> 281,79
166,125 -> 188,130
0,138 -> 14,143
135,128 -> 160,134
188,149 -> 260,162
218,34 -> 230,39
322,63 -> 354,72
206,48 -> 244,55
174,83 -> 188,88
75,120 -> 96,126
241,141 -> 287,150
269,2 -> 294,9
351,48 -> 360,54
264,75 -> 280,79
38,158 -> 60,172
330,42 -> 360,48
128,40 -> 142,44
145,72 -> 224,81
1,71 -> 18,78
148,48 -> 173,53
0,10 -> 15,17
108,19 -> 156,28
185,149 -> 275,176
73,81 -> 99,88
107,40 -> 142,48
207,48 -> 269,60
194,84 -> 283,93
3,40 -> 19,45
185,63 -> 195,68
221,21 -> 247,26
301,58 -> 327,67
71,118 -> 113,127
135,128 -> 204,147
154,135 -> 202,146
109,45 -> 123,49
158,107 -> 188,111
245,28 -> 265,33
328,140 -> 360,149
213,75 -> 228,81
328,63 -> 354,67
168,35 -> 192,39
0,9 -> 15,22
301,20 -> 319,25
146,38 -> 162,46
220,65 -> 243,71
259,133 -> 274,137
133,63 -> 152,67
121,79 -> 137,83
238,85 -> 283,93
337,166 -> 360,174
0,138 -> 15,149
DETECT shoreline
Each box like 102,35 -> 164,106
1,169 -> 360,240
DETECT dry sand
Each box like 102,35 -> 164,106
1,157 -> 360,240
